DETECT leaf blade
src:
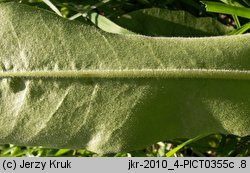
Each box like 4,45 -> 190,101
0,2 -> 250,154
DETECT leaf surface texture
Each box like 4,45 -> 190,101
0,3 -> 250,153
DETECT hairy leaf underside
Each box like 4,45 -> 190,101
0,3 -> 250,153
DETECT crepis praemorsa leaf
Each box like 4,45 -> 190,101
0,2 -> 250,153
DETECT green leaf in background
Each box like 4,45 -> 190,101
166,133 -> 210,157
86,12 -> 135,34
0,2 -> 250,154
202,1 -> 250,19
114,8 -> 233,37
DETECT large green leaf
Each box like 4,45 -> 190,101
0,2 -> 250,154
114,8 -> 233,36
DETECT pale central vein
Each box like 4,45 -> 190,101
1,69 -> 250,80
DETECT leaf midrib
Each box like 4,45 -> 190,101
1,69 -> 250,80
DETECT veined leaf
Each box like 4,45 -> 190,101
0,2 -> 250,154
114,8 -> 233,37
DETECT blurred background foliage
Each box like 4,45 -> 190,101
17,0 -> 250,28
0,134 -> 249,157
